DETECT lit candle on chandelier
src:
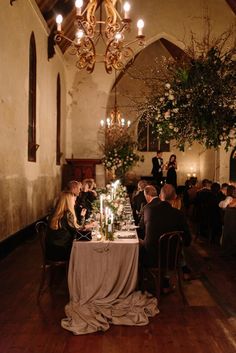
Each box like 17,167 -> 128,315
123,2 -> 131,19
75,0 -> 83,16
56,14 -> 63,32
137,19 -> 144,36
106,118 -> 111,127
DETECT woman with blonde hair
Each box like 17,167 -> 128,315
46,191 -> 86,261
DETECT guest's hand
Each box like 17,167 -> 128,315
84,221 -> 97,229
139,238 -> 144,247
81,208 -> 87,217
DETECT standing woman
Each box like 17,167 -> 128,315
166,154 -> 177,190
46,191 -> 86,261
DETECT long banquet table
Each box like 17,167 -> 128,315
61,231 -> 159,335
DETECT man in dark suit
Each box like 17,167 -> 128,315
151,150 -> 164,186
139,184 -> 191,268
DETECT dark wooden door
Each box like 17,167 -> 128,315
62,159 -> 101,189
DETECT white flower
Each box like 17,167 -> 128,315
173,108 -> 179,113
168,94 -> 174,100
165,83 -> 171,89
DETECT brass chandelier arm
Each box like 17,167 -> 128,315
85,0 -> 97,25
72,38 -> 96,73
54,0 -> 145,73
105,39 -> 134,73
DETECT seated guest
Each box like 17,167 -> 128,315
84,178 -> 98,198
52,180 -> 82,210
46,191 -> 87,261
63,180 -> 87,223
64,180 -> 82,196
132,180 -> 148,225
210,182 -> 223,242
171,188 -> 192,280
219,185 -> 235,209
194,179 -> 217,240
221,196 -> 236,256
137,185 -> 160,240
219,183 -> 228,202
139,184 -> 191,268
77,180 -> 97,219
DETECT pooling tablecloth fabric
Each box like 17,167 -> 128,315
61,238 -> 159,334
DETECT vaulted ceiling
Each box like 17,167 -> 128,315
35,0 -> 103,57
33,0 -> 236,59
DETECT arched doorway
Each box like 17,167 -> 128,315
230,147 -> 236,182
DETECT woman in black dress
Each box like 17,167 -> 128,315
46,191 -> 87,261
166,154 -> 177,189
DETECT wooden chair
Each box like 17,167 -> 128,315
36,221 -> 68,301
145,231 -> 187,304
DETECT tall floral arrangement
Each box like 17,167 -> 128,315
101,125 -> 144,178
136,23 -> 236,150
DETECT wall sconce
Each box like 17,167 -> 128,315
187,172 -> 197,179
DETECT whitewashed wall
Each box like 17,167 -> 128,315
0,0 -> 66,241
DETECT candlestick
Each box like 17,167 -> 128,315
100,194 -> 103,215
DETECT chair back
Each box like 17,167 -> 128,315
158,231 -> 184,272
35,221 -> 48,262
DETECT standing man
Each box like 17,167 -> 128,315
151,150 -> 164,186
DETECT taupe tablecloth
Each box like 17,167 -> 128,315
61,236 -> 159,335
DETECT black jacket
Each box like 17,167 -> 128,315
141,200 -> 191,267
151,156 -> 163,178
46,210 -> 77,261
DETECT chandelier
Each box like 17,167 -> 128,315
100,71 -> 130,128
55,0 -> 145,74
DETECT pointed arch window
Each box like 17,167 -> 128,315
56,74 -> 61,165
28,32 -> 37,162
137,119 -> 170,152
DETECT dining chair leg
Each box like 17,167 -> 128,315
157,274 -> 161,302
177,269 -> 187,305
37,264 -> 47,301
37,265 -> 46,301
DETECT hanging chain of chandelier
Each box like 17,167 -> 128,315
55,0 -> 145,74
100,72 -> 131,128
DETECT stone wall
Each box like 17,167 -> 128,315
0,0 -> 66,241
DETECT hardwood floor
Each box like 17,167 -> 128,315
0,235 -> 236,353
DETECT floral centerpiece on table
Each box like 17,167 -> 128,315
92,181 -> 128,224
